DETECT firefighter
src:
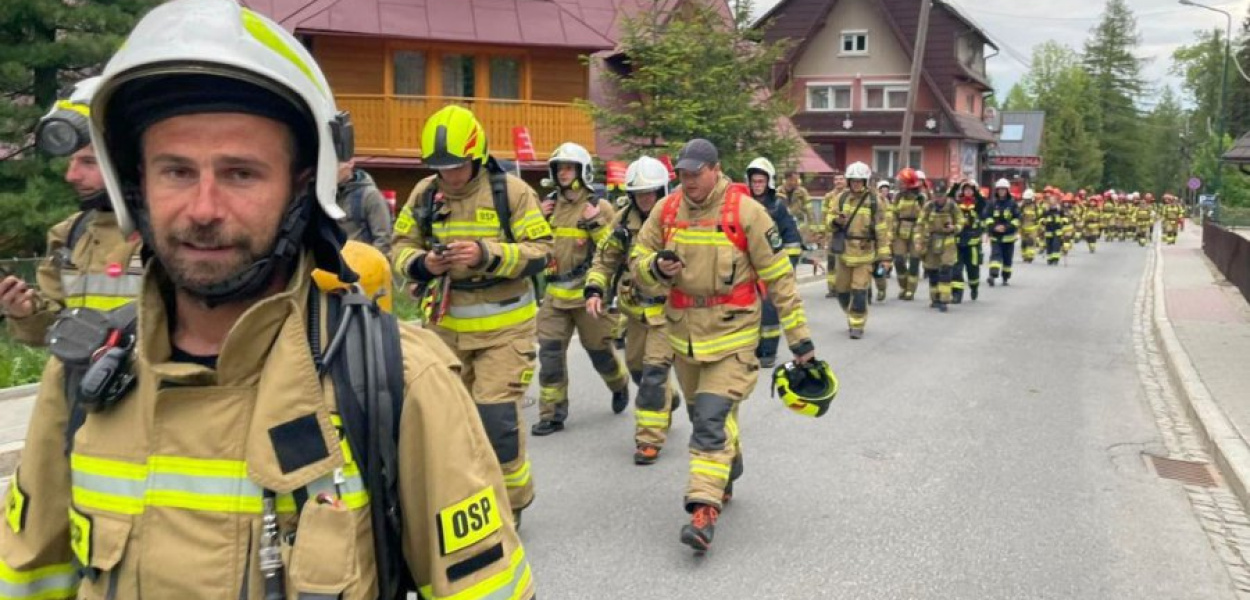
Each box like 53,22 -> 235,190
1060,193 -> 1077,255
822,173 -> 848,297
915,180 -> 963,312
1116,192 -> 1135,242
0,77 -> 144,346
1019,188 -> 1042,263
948,179 -> 985,303
585,156 -> 681,465
1083,194 -> 1103,252
779,169 -> 811,229
1161,193 -> 1184,244
392,105 -> 552,516
871,179 -> 894,303
891,168 -> 926,301
629,138 -> 817,553
746,158 -> 803,367
1041,194 -> 1069,265
0,2 -> 535,598
984,179 -> 1021,287
531,142 -> 630,436
827,162 -> 892,339
1135,193 -> 1157,246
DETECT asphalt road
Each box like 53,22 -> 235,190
518,241 -> 1237,599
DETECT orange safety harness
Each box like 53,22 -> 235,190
660,184 -> 759,309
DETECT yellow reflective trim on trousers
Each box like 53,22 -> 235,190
671,328 -> 760,356
672,230 -> 732,246
437,300 -> 537,333
554,227 -> 589,239
780,308 -> 806,330
691,460 -> 731,480
419,545 -> 532,600
240,9 -> 325,95
539,386 -> 565,403
545,285 -> 584,301
758,256 -> 792,281
635,410 -> 670,428
503,461 -> 531,489
0,560 -> 79,600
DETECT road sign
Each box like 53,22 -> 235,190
1199,194 -> 1216,207
1188,177 -> 1202,191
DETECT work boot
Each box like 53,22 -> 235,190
876,288 -> 886,302
680,504 -> 720,552
723,480 -> 734,505
902,291 -> 914,301
951,289 -> 964,304
758,355 -> 776,369
987,276 -> 996,287
825,290 -> 837,298
513,510 -> 523,531
611,386 -> 629,414
937,302 -> 948,313
531,420 -> 565,436
849,328 -> 864,340
671,392 -> 682,412
970,286 -> 979,301
634,444 -> 661,465
1002,278 -> 1010,287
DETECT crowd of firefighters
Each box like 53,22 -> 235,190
0,4 -> 1199,593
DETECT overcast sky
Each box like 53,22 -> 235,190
752,0 -> 1250,107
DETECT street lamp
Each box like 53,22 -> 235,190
1179,0 -> 1231,221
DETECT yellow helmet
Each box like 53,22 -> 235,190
311,240 -> 394,312
421,105 -> 488,169
772,359 -> 839,418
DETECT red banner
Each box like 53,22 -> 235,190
658,155 -> 676,180
605,161 -> 628,188
512,126 -> 536,162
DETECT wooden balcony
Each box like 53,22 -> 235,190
335,94 -> 597,160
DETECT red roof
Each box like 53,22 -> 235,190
247,0 -> 616,50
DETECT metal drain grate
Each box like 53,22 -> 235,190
1148,454 -> 1220,488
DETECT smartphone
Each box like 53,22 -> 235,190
657,249 -> 683,264
432,243 -> 450,255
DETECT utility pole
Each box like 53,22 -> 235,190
899,0 -> 934,170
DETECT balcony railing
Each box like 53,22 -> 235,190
335,94 -> 597,160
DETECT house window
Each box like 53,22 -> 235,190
864,84 -> 909,111
807,84 -> 852,111
873,147 -> 922,176
490,57 -> 521,100
441,54 -> 476,98
841,30 -> 868,55
966,93 -> 977,114
393,51 -> 427,96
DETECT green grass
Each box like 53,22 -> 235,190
1218,206 -> 1250,228
0,332 -> 48,388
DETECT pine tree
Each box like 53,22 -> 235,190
0,0 -> 160,256
1082,0 -> 1146,190
1140,87 -> 1189,196
582,0 -> 799,177
1023,42 -> 1103,189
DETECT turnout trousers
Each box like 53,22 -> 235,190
436,324 -> 538,511
537,303 -> 629,423
673,349 -> 758,511
624,314 -> 678,448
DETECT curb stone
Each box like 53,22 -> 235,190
0,383 -> 37,403
1152,239 -> 1250,510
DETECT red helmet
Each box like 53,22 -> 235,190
1063,193 -> 1075,203
896,167 -> 921,190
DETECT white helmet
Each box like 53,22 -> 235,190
845,161 -> 872,181
91,0 -> 348,235
625,156 -> 670,195
915,170 -> 927,180
36,76 -> 101,157
1022,188 -> 1035,200
548,142 -> 594,188
994,178 -> 1011,190
745,157 -> 777,190
876,180 -> 891,190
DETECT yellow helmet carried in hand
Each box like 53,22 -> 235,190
421,105 -> 488,169
312,240 -> 394,312
772,359 -> 839,418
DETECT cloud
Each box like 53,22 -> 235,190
752,0 -> 1250,105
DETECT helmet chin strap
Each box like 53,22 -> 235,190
126,183 -> 316,308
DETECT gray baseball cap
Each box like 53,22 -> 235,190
675,138 -> 719,171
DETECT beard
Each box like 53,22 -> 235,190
153,222 -> 275,300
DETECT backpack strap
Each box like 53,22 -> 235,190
489,168 -> 516,244
60,210 -> 95,268
317,287 -> 411,598
348,187 -> 374,244
720,187 -> 748,253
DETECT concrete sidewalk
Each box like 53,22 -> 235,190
1156,226 -> 1250,505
